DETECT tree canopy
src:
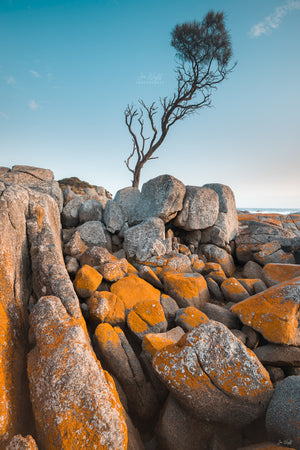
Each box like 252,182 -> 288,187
124,10 -> 235,188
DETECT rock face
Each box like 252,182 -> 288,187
262,262 -> 300,287
162,272 -> 210,309
0,184 -> 34,444
134,174 -> 186,223
94,323 -> 158,423
111,274 -> 161,311
27,296 -> 127,450
153,320 -> 273,427
201,184 -> 239,247
114,187 -> 140,226
123,217 -> 166,260
236,214 -> 299,264
0,165 -> 63,211
231,277 -> 300,345
266,376 -> 300,449
174,186 -> 219,231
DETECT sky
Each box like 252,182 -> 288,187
0,0 -> 299,208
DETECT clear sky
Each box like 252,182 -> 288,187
1,0 -> 299,208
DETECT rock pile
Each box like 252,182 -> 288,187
0,165 -> 299,449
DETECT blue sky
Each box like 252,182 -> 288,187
0,0 -> 299,207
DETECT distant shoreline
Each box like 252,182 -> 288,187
237,208 -> 300,215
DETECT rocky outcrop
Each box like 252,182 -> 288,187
134,174 -> 186,223
153,320 -> 273,427
28,296 -> 127,449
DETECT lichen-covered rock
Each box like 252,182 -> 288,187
162,272 -> 210,309
138,265 -> 163,290
103,200 -> 127,234
235,217 -> 299,264
28,296 -> 127,450
231,277 -> 300,345
266,376 -> 300,449
94,324 -> 159,422
98,258 -> 128,282
78,199 -> 103,224
87,291 -> 125,327
206,277 -> 224,302
153,320 -> 273,427
175,307 -> 208,332
203,262 -> 227,284
111,274 -> 161,311
73,264 -> 103,298
160,294 -> 179,326
142,327 -> 185,361
63,230 -> 88,257
76,221 -> 112,250
123,217 -> 166,261
174,186 -> 219,231
0,184 -> 34,444
127,299 -> 167,340
262,263 -> 300,287
114,187 -> 140,226
253,242 -> 295,265
221,278 -> 250,303
201,244 -> 235,276
134,174 -> 186,223
80,246 -> 115,267
4,434 -> 38,449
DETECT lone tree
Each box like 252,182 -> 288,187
124,10 -> 235,188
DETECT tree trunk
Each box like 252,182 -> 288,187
132,166 -> 141,189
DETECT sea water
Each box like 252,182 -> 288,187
238,208 -> 300,215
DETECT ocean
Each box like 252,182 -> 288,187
238,208 -> 300,215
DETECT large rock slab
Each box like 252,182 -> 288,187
94,323 -> 159,422
76,221 -> 112,250
266,376 -> 300,449
201,184 -> 238,247
134,174 -> 186,223
114,187 -> 140,226
26,190 -> 86,331
28,296 -> 127,450
0,165 -> 63,211
0,185 -> 34,444
235,215 -> 299,264
231,277 -> 300,345
123,217 -> 166,261
173,186 -> 219,231
111,274 -> 161,312
162,272 -> 210,308
262,263 -> 300,287
153,320 -> 273,427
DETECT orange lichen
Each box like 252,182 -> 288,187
143,334 -> 176,357
231,277 -> 300,345
87,291 -> 125,327
127,311 -> 149,333
133,299 -> 166,327
192,259 -> 205,273
162,271 -> 209,308
73,264 -> 103,298
238,278 -> 261,294
94,323 -> 121,349
98,259 -> 128,282
32,204 -> 45,233
111,274 -> 160,311
263,263 -> 300,287
221,278 -> 249,302
178,306 -> 208,329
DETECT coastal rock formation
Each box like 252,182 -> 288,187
1,165 -> 300,449
28,296 -> 127,449
153,320 -> 273,427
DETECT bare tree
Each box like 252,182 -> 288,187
124,10 -> 235,188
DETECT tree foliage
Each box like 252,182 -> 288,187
124,10 -> 235,188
